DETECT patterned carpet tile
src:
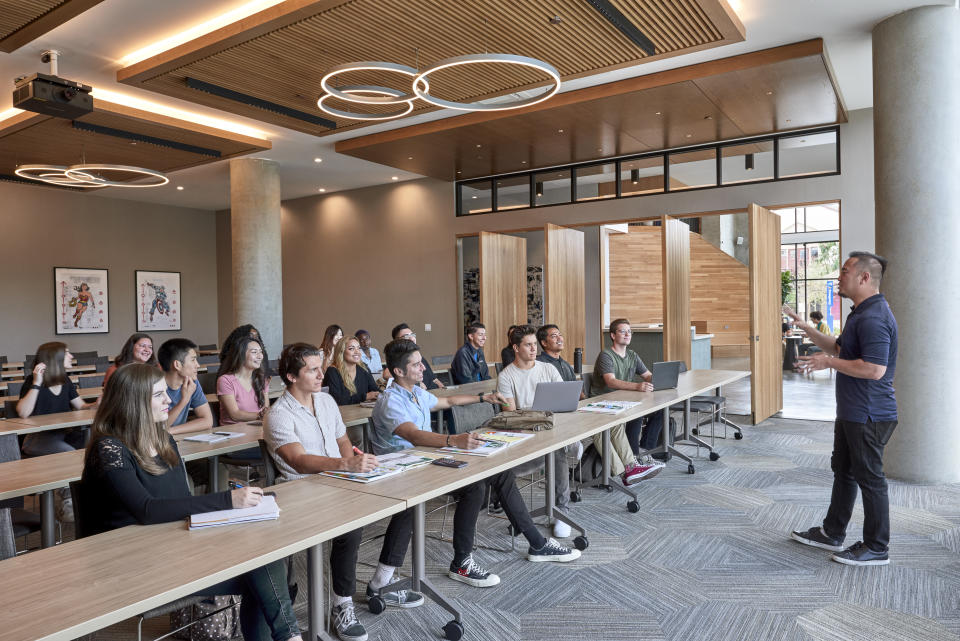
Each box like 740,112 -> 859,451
520,603 -> 665,641
829,565 -> 960,619
660,602 -> 804,641
797,602 -> 960,641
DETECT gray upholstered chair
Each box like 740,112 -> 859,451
0,434 -> 43,554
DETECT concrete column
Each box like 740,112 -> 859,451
873,6 -> 960,483
229,158 -> 283,358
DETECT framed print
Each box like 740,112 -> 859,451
54,267 -> 109,334
136,270 -> 181,331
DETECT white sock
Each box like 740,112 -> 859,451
369,563 -> 395,589
333,595 -> 352,608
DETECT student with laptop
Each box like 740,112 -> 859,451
498,325 -> 581,538
590,319 -> 665,485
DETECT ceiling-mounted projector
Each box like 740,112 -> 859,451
12,50 -> 93,119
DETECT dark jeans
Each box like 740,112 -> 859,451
196,559 -> 299,641
823,418 -> 898,553
625,412 -> 664,456
329,510 -> 413,596
449,469 -> 546,564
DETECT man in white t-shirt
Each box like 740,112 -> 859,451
497,325 -> 578,538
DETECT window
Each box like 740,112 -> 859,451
534,169 -> 571,206
781,241 -> 841,335
668,149 -> 716,191
721,141 -> 774,184
459,179 -> 492,215
576,162 -> 617,201
779,130 -> 838,178
620,156 -> 664,196
495,175 -> 530,210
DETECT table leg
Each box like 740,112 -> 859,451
208,455 -> 219,492
529,452 -> 586,540
40,489 -> 55,548
596,425 -> 638,504
673,399 -> 715,454
716,385 -> 745,438
307,543 -> 337,641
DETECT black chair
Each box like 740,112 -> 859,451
73,351 -> 97,361
258,440 -> 278,486
197,372 -> 219,395
197,354 -> 219,365
198,344 -> 217,352
80,374 -> 105,389
0,355 -> 7,365
7,381 -> 24,397
494,362 -> 504,375
0,434 -> 42,555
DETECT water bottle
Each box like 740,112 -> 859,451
574,347 -> 582,374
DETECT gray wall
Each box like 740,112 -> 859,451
0,181 -> 219,360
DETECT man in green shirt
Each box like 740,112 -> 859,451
590,318 -> 665,485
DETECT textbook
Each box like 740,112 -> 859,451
577,401 -> 642,415
189,495 -> 280,530
183,431 -> 244,443
439,430 -> 534,457
319,450 -> 435,483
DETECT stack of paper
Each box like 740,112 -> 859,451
440,430 -> 535,457
578,401 -> 642,415
320,451 -> 435,483
184,431 -> 243,443
189,495 -> 280,530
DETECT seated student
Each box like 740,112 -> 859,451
158,338 -> 213,435
372,339 -> 580,587
219,324 -> 261,364
500,325 -> 518,368
103,333 -> 157,387
536,325 -> 581,393
319,324 -> 343,372
81,363 -> 302,641
17,342 -> 95,455
265,343 -> 423,641
323,336 -> 380,406
497,325 -> 576,538
451,322 -> 491,384
217,334 -> 269,424
590,319 -> 665,485
355,329 -> 382,375
391,323 -> 445,389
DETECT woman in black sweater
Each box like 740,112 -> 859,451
323,336 -> 380,406
81,363 -> 302,641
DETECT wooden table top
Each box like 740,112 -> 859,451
0,479 -> 405,641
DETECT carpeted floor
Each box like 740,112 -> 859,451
79,415 -> 960,640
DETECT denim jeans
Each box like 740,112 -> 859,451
624,411 -> 664,456
823,418 -> 898,553
196,559 -> 299,641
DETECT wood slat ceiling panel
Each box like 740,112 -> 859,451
123,0 -> 744,135
0,0 -> 64,40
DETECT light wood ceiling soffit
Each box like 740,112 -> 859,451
117,0 -> 745,136
0,101 -> 271,186
0,0 -> 105,52
334,40 -> 847,181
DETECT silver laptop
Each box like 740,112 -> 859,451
531,381 -> 583,412
651,361 -> 682,390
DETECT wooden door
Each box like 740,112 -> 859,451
544,223 -> 585,363
661,216 -> 691,367
749,203 -> 783,423
479,231 -> 526,364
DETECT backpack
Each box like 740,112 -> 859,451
171,595 -> 242,641
572,443 -> 604,485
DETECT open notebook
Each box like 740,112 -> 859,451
189,495 -> 280,530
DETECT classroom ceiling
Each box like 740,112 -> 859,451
117,0 -> 745,136
0,0 -> 104,53
335,40 -> 844,181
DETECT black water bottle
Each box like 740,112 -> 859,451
574,347 -> 583,374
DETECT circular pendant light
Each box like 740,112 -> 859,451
320,61 -> 426,105
14,164 -> 104,188
64,164 -> 169,188
317,86 -> 415,121
412,53 -> 560,111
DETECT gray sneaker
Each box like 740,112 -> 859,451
365,583 -> 424,608
527,537 -> 581,563
831,541 -> 889,566
790,526 -> 844,552
331,603 -> 367,641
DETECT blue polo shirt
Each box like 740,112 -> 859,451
370,383 -> 438,454
835,293 -> 898,422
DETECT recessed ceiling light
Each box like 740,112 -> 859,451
685,133 -> 692,138
391,176 -> 399,181
456,170 -> 462,174
318,188 -> 326,192
521,161 -> 527,164
704,115 -> 712,120
176,185 -> 184,191
129,141 -> 137,146
472,195 -> 478,199
558,129 -> 564,133
314,157 -> 322,163
655,111 -> 661,115
766,91 -> 773,96
476,144 -> 482,148
407,156 -> 413,160
785,119 -> 791,123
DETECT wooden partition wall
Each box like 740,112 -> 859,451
544,223 -> 586,363
748,203 -> 783,424
662,216 -> 692,367
479,231 -> 526,364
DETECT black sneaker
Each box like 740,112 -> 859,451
790,526 -> 844,552
527,537 -> 581,563
448,554 -> 500,587
331,602 -> 368,641
831,541 -> 890,566
365,582 -> 424,608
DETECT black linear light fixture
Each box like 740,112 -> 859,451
71,121 -> 221,157
185,77 -> 336,129
584,0 -> 656,56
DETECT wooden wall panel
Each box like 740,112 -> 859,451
545,223 -> 586,363
609,227 -> 662,323
689,233 -> 750,352
662,217 -> 691,367
749,203 -> 783,423
479,232 -> 526,364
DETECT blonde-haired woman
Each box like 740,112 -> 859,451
80,364 -> 302,641
322,336 -> 380,406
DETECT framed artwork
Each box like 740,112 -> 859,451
136,270 -> 181,331
54,267 -> 109,334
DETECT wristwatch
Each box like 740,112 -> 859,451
478,392 -> 485,402
445,434 -> 452,447
31,384 -> 41,390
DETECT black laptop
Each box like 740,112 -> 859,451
651,361 -> 682,390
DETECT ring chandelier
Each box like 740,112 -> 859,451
15,163 -> 169,188
317,54 -> 561,120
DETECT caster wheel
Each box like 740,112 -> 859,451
443,620 -> 464,641
627,500 -> 640,513
687,464 -> 696,474
368,595 -> 385,615
709,452 -> 720,461
605,485 -> 613,493
574,535 -> 589,550
570,491 -> 582,503
663,452 -> 672,462
734,432 -> 744,440
692,428 -> 699,436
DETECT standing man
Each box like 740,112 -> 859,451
451,322 -> 491,384
788,252 -> 898,566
